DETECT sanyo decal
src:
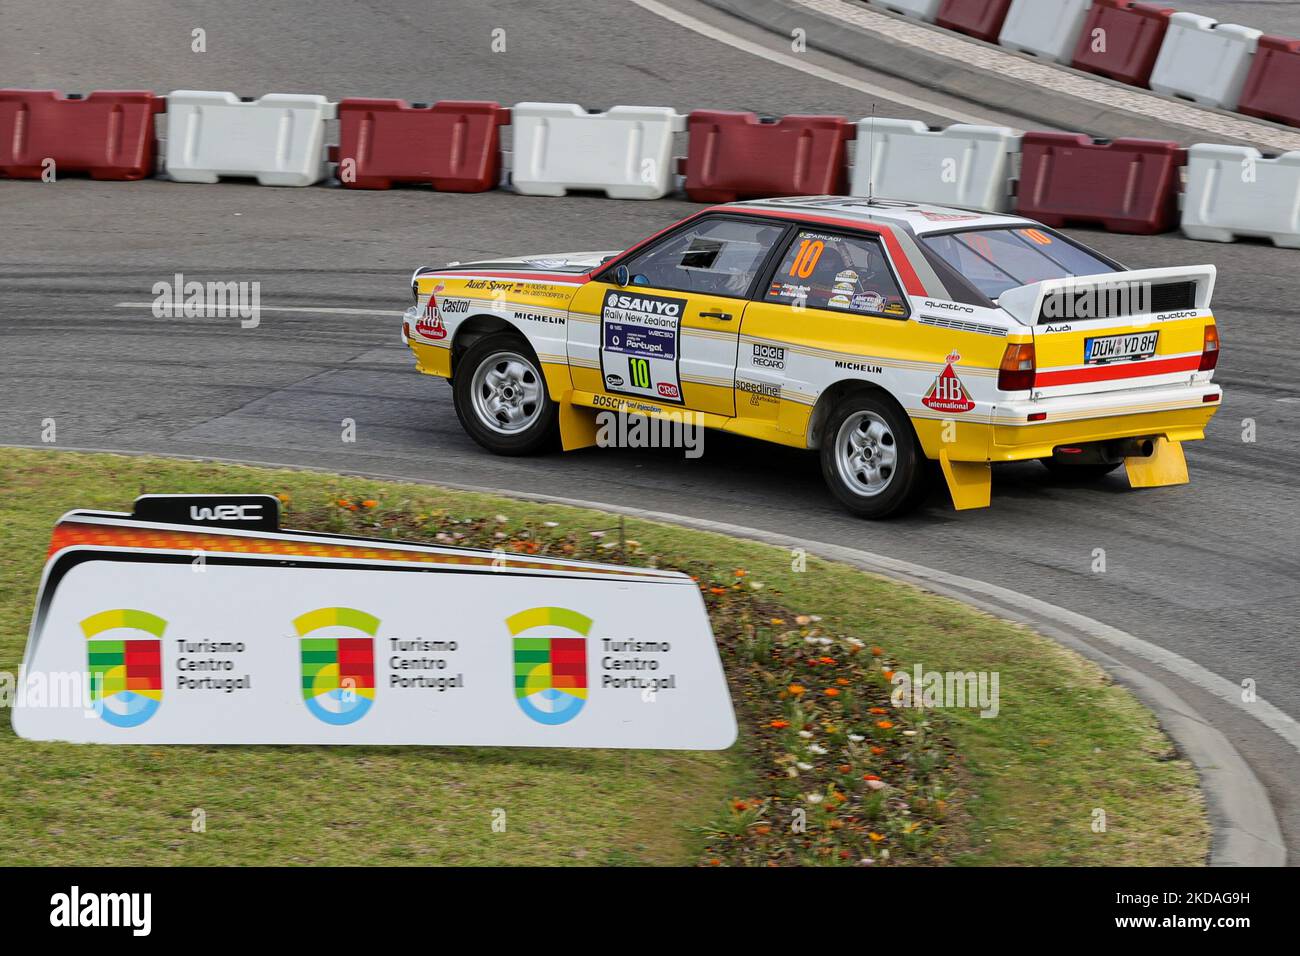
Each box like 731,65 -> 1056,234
152,272 -> 261,328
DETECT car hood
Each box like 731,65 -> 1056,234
435,250 -> 621,274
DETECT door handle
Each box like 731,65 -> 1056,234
700,311 -> 733,321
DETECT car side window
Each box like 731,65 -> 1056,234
765,230 -> 909,318
620,218 -> 787,298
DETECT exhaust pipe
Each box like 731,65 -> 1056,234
1052,437 -> 1157,465
1112,438 -> 1155,459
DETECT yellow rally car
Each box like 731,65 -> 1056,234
402,197 -> 1222,518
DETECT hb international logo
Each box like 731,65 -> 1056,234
294,607 -> 377,725
83,609 -> 165,728
508,606 -> 590,725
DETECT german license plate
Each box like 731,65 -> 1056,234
1084,331 -> 1158,364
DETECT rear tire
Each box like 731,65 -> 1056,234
820,392 -> 927,518
1038,458 -> 1122,482
453,333 -> 557,456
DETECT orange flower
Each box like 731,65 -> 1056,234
837,764 -> 852,774
863,773 -> 881,781
754,825 -> 772,835
870,746 -> 885,756
709,587 -> 727,595
788,685 -> 806,697
361,499 -> 378,509
882,669 -> 895,680
769,719 -> 790,729
732,800 -> 748,812
830,791 -> 848,804
875,719 -> 894,730
335,499 -> 350,508
824,688 -> 840,698
868,832 -> 886,843
734,569 -> 747,577
819,656 -> 836,665
835,677 -> 850,686
709,858 -> 722,866
869,706 -> 888,715
871,646 -> 883,656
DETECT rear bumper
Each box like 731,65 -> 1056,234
988,382 -> 1221,462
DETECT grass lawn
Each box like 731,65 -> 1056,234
0,448 -> 1208,865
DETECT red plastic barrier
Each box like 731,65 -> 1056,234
1070,0 -> 1174,87
1016,132 -> 1185,235
683,111 -> 854,203
1238,35 -> 1300,128
935,0 -> 1014,43
336,99 -> 509,191
0,90 -> 163,180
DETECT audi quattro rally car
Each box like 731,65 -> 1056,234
402,197 -> 1222,518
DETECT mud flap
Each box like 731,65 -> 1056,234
558,399 -> 599,452
1125,438 -> 1188,488
939,451 -> 991,511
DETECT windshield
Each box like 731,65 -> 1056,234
920,227 -> 1116,299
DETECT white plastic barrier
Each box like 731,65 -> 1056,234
998,0 -> 1094,63
850,119 -> 1021,213
164,92 -> 336,186
1149,14 -> 1262,111
510,103 -> 684,200
1182,145 -> 1300,248
868,0 -> 942,21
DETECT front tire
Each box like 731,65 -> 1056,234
453,333 -> 557,455
820,392 -> 927,518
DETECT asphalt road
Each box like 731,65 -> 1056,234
2,0 -> 1298,859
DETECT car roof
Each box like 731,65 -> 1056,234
725,196 -> 1034,237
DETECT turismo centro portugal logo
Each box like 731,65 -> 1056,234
509,606 -> 590,725
294,606 -> 377,725
84,608 -> 165,728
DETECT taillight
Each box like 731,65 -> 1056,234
998,342 -> 1036,391
1199,324 -> 1220,371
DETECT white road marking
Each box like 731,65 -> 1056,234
628,0 -> 991,124
114,302 -> 403,317
790,0 -> 1300,151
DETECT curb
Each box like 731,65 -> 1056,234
4,442 -> 1285,866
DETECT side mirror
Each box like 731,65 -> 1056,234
615,265 -> 630,287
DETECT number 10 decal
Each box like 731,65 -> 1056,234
790,239 -> 824,279
628,357 -> 651,389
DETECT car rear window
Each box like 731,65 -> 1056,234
920,227 -> 1115,299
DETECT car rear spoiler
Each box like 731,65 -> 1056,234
996,265 -> 1217,326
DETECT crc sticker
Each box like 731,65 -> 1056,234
835,270 -> 859,284
600,289 -> 686,404
828,294 -> 852,309
921,351 -> 975,413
